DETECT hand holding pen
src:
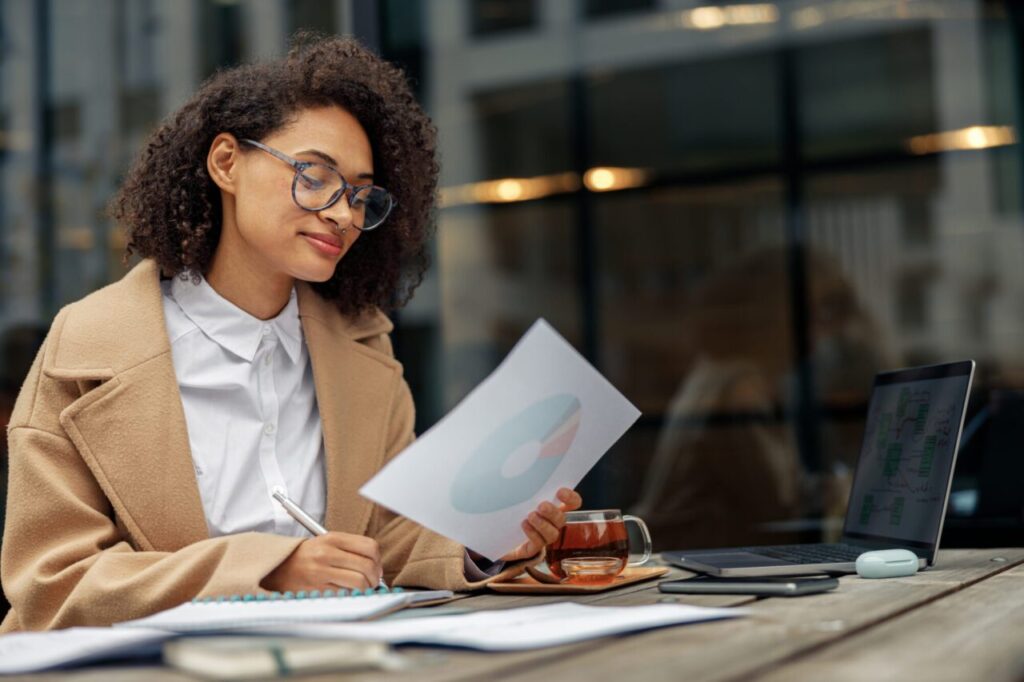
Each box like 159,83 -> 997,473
261,490 -> 387,593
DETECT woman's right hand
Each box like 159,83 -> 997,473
261,532 -> 383,592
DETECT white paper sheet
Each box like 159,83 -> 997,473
360,319 -> 641,559
252,603 -> 745,651
0,627 -> 171,674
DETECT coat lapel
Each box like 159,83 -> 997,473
58,361 -> 212,551
296,284 -> 401,536
47,260 -> 210,551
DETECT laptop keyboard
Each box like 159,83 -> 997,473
752,543 -> 870,564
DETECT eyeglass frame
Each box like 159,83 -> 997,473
238,138 -> 395,231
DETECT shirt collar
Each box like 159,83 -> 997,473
170,273 -> 303,364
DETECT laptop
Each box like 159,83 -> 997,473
663,360 -> 975,577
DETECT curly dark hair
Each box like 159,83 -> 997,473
110,33 -> 438,316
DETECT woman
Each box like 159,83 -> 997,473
0,35 -> 580,632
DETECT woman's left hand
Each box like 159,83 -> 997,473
500,487 -> 583,562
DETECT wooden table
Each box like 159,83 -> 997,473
20,549 -> 1024,681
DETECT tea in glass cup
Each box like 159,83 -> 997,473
546,510 -> 652,585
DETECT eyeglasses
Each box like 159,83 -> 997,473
240,138 -> 394,231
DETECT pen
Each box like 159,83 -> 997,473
271,489 -> 388,590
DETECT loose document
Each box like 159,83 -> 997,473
361,319 -> 642,560
250,602 -> 746,651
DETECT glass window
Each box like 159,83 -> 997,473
438,199 -> 583,407
404,2 -> 1024,548
798,29 -> 937,159
589,54 -> 781,175
596,179 -> 802,547
473,81 -> 572,181
469,0 -> 536,36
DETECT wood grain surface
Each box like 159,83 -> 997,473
753,560 -> 1024,682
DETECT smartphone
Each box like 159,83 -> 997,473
658,575 -> 839,597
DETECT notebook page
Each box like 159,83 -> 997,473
115,592 -> 410,633
246,602 -> 746,650
0,627 -> 171,674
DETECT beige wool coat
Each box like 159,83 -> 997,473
1,260 -> 535,632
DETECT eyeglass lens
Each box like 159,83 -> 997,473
294,164 -> 392,230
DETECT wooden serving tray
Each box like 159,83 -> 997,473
487,566 -> 669,594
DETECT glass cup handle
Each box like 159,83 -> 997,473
623,515 -> 652,566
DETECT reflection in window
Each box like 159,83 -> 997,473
897,273 -> 929,332
900,199 -> 933,246
595,179 -> 786,413
439,200 -> 581,408
474,81 -> 571,181
589,54 -> 780,174
798,29 -> 937,159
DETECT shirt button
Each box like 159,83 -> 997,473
264,354 -> 273,366
264,422 -> 275,435
262,326 -> 272,336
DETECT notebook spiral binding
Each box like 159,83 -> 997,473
191,586 -> 404,604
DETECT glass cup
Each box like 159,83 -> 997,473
546,509 -> 653,585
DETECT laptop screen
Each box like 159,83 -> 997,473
842,361 -> 974,550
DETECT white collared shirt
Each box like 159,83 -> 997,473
160,274 -> 500,578
160,274 -> 326,538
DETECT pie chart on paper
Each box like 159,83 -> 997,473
450,393 -> 582,513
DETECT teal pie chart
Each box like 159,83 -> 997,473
450,393 -> 582,514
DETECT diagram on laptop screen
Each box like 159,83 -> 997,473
845,376 -> 969,544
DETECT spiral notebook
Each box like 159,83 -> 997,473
0,588 -> 454,673
114,588 -> 430,634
